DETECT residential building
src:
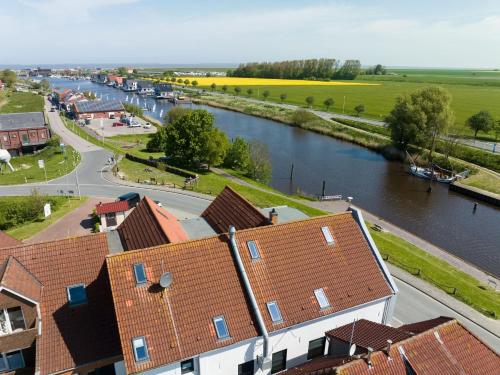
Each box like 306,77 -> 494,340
117,196 -> 188,250
137,80 -> 154,95
96,201 -> 131,232
154,83 -> 173,99
107,75 -> 125,88
107,208 -> 398,375
0,112 -> 50,155
72,100 -> 125,120
123,79 -> 138,92
284,317 -> 500,374
29,68 -> 51,77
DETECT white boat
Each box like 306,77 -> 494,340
406,151 -> 468,184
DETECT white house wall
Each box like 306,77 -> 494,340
135,298 -> 388,375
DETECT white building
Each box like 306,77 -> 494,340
96,200 -> 130,232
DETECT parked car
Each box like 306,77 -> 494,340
84,118 -> 91,125
128,122 -> 141,128
117,192 -> 140,208
112,121 -> 125,127
143,122 -> 152,129
50,107 -> 56,112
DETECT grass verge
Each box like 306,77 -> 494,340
368,224 -> 500,319
2,196 -> 88,240
0,145 -> 80,185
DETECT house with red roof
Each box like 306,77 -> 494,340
96,200 -> 131,231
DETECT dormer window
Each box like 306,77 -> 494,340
67,284 -> 87,306
0,307 -> 26,335
321,226 -> 334,245
247,241 -> 261,260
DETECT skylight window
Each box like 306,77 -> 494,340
266,301 -> 283,323
314,288 -> 330,309
67,284 -> 87,306
132,336 -> 149,362
321,226 -> 335,245
213,315 -> 230,339
247,240 -> 261,260
134,263 -> 147,285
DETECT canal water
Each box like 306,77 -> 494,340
50,78 -> 500,277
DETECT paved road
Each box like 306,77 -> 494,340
4,104 -> 498,349
392,279 -> 499,352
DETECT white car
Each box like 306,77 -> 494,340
128,122 -> 141,128
143,123 -> 152,129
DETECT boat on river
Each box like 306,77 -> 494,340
406,152 -> 468,184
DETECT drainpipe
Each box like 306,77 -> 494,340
228,226 -> 270,362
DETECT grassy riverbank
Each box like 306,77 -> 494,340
1,196 -> 88,240
369,224 -> 500,319
0,144 -> 80,185
0,91 -> 44,113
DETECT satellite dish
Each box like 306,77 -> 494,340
0,149 -> 14,172
159,272 -> 173,288
349,344 -> 356,356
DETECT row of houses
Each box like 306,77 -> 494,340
90,74 -> 173,98
0,186 -> 497,375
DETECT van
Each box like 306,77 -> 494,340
117,192 -> 140,208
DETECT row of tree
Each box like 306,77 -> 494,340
228,59 -> 362,80
0,69 -> 17,88
147,108 -> 271,182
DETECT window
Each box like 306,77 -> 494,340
321,226 -> 334,245
67,284 -> 87,305
314,288 -> 330,309
213,315 -> 230,339
21,134 -> 29,145
132,336 -> 149,362
266,301 -> 283,323
247,240 -> 260,260
238,360 -> 254,375
180,358 -> 194,374
307,338 -> 326,359
134,263 -> 147,285
271,349 -> 287,374
0,351 -> 25,371
0,307 -> 26,335
105,212 -> 117,226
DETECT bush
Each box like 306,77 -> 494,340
291,109 -> 316,126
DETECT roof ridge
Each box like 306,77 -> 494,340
221,186 -> 268,220
0,232 -> 106,251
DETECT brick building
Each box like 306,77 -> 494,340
72,100 -> 125,120
0,112 -> 50,156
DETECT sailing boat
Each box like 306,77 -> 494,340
406,151 -> 468,184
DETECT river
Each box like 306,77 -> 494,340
50,78 -> 500,277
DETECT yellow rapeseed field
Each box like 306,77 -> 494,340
162,77 -> 379,86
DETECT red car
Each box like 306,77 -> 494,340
112,121 -> 125,127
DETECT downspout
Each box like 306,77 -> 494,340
228,226 -> 270,361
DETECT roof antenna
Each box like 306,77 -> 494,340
348,319 -> 357,357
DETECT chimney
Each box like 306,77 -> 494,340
269,209 -> 278,225
385,339 -> 393,357
366,347 -> 373,368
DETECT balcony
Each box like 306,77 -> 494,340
0,329 -> 36,354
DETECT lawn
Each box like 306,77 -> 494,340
460,170 -> 500,195
0,145 -> 80,185
369,224 -> 500,319
0,91 -> 44,113
1,196 -> 88,240
107,133 -> 163,159
117,157 -> 186,187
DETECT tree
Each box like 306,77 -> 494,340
164,107 -> 192,125
386,86 -> 454,154
147,127 -> 167,152
246,88 -> 253,97
323,98 -> 334,110
291,109 -> 316,125
224,137 -> 250,171
177,78 -> 184,84
204,128 -> 229,169
191,80 -> 198,88
0,70 -> 17,88
171,77 -> 178,83
305,96 -> 314,107
262,90 -> 270,100
466,110 -> 494,139
183,79 -> 190,86
40,79 -> 50,91
333,60 -> 361,80
222,85 -> 228,93
280,93 -> 287,102
210,83 -> 217,91
123,103 -> 143,117
354,104 -> 365,117
247,140 -> 271,183
163,109 -> 217,167
234,86 -> 242,95
117,67 -> 128,76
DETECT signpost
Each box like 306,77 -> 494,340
38,159 -> 47,183
43,203 -> 51,218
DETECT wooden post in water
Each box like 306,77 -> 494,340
322,180 -> 326,198
290,164 -> 294,180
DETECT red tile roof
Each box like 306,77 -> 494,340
96,200 -> 130,215
0,230 -> 21,249
106,235 -> 259,374
0,234 -> 120,375
0,256 -> 43,303
201,186 -> 270,233
326,319 -> 412,351
399,316 -> 453,334
117,196 -> 188,250
234,213 -> 393,332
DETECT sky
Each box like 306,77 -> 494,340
1,0 -> 500,68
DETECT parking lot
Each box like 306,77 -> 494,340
86,115 -> 157,137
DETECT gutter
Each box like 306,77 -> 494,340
228,226 -> 270,361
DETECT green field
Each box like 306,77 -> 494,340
0,145 -> 80,185
0,91 -> 44,113
198,69 -> 500,139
